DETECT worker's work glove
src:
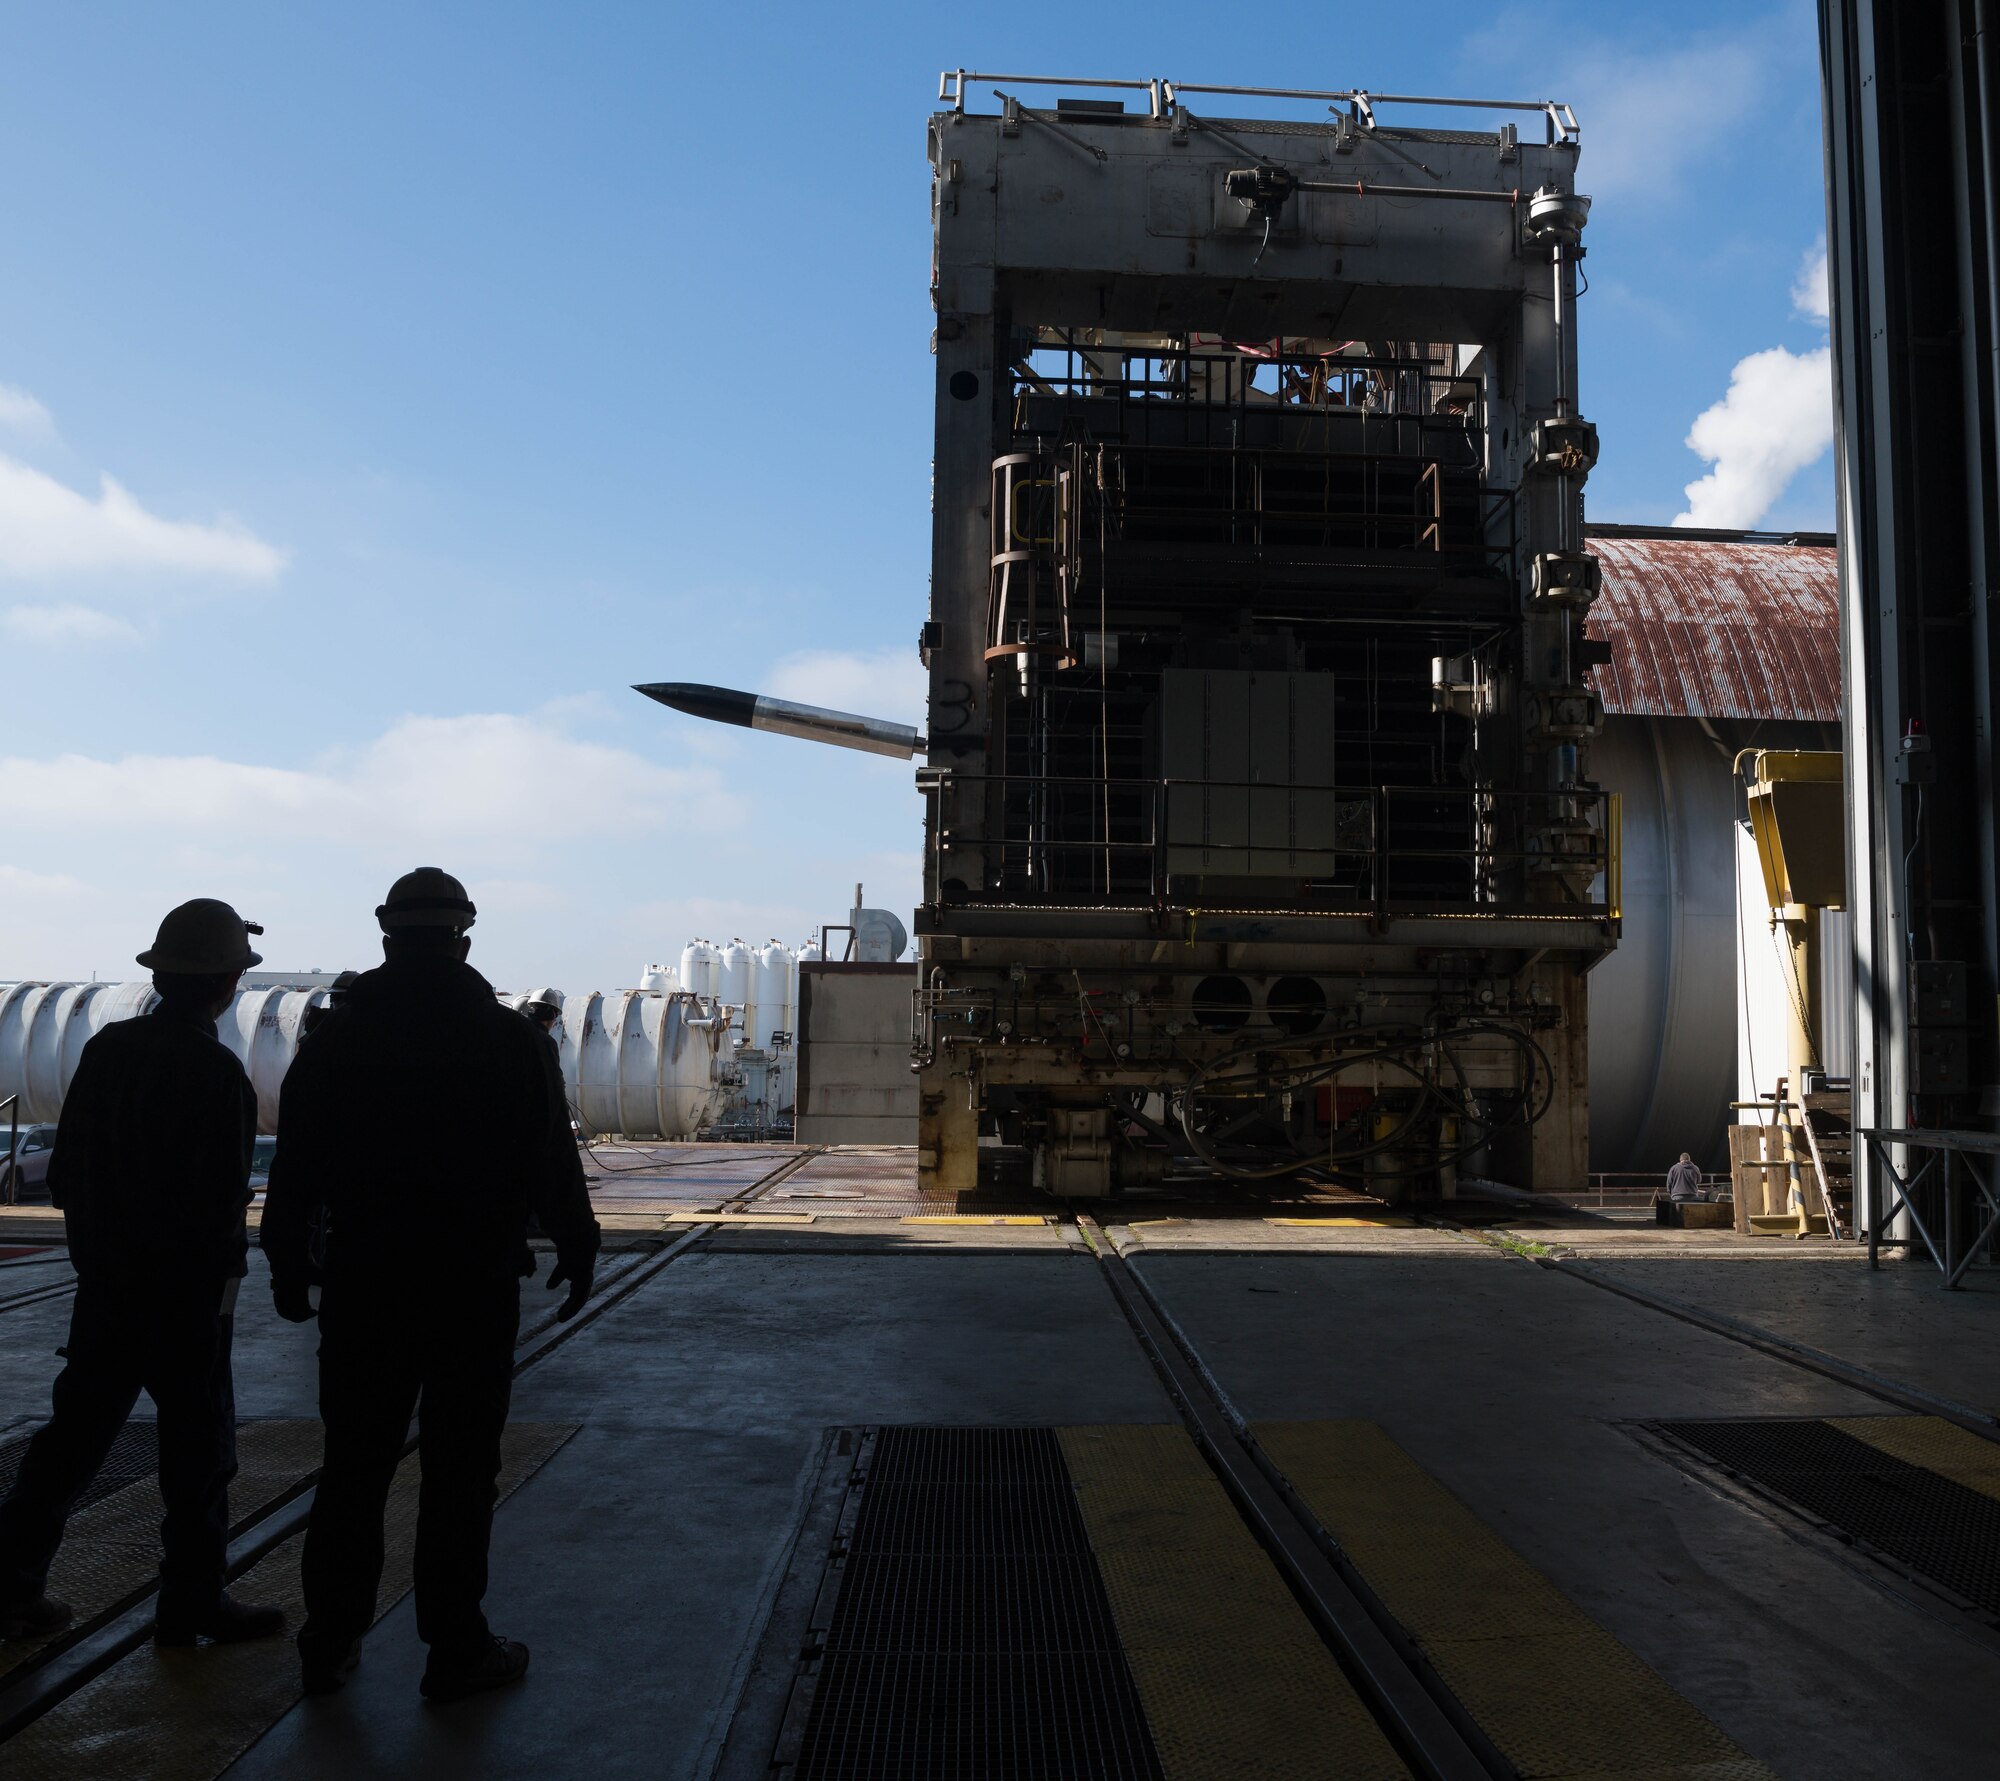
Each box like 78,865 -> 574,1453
545,1252 -> 594,1322
272,1281 -> 317,1325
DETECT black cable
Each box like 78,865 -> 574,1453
1171,1018 -> 1552,1182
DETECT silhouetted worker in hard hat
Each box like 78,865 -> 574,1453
298,969 -> 359,1043
519,986 -> 563,1042
263,867 -> 600,1701
0,900 -> 285,1646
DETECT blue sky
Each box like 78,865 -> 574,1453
0,1 -> 1835,989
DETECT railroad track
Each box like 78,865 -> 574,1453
1055,1212 -> 1501,1781
0,1276 -> 76,1318
3,1164 -> 1936,1775
0,1145 -> 824,1745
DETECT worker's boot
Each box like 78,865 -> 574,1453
155,1592 -> 286,1646
301,1634 -> 364,1696
421,1633 -> 530,1703
0,1593 -> 73,1640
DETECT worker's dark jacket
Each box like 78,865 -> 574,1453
261,956 -> 598,1294
46,1000 -> 255,1288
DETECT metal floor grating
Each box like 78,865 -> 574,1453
792,1426 -> 1163,1781
0,1420 -> 160,1519
1655,1418 -> 2000,1614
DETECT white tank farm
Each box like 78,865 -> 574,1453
0,980 -> 327,1134
499,988 -> 732,1141
3,930 -> 795,1144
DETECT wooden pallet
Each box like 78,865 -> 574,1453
1730,1120 -> 1830,1237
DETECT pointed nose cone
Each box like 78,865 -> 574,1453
632,682 -> 758,729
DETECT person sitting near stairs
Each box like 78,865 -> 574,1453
1665,1152 -> 1706,1203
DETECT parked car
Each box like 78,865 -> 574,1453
0,1127 -> 277,1201
1,1123 -> 58,1201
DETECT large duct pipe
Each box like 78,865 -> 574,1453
1587,717 -> 1739,1174
1,981 -> 748,1143
0,981 -> 325,1134
497,988 -> 740,1140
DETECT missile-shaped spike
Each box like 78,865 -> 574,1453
634,682 -> 923,760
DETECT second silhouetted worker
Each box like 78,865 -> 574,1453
262,867 -> 600,1700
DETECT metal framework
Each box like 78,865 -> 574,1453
918,72 -> 1613,1195
1861,1127 -> 2000,1287
1821,1 -> 2000,1240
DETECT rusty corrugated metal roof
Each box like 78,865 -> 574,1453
1585,530 -> 1842,722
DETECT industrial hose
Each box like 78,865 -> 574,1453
1171,1019 -> 1554,1183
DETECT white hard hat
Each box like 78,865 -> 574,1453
376,866 -> 477,933
523,986 -> 564,1014
136,899 -> 264,974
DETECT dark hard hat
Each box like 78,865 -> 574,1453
376,867 -> 477,933
328,969 -> 361,1000
136,898 -> 264,974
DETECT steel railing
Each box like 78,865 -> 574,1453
937,70 -> 1581,144
2,1095 -> 18,1208
931,774 -> 1615,917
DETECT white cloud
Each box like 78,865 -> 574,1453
1674,343 -> 1834,528
0,864 -> 89,897
1792,237 -> 1829,321
1457,16 -> 1781,205
0,456 -> 286,581
0,711 -> 737,856
764,646 -> 927,721
0,385 -> 53,437
2,602 -> 143,645
1571,41 -> 1767,202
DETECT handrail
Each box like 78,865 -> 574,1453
945,774 -> 1614,916
937,69 -> 1580,143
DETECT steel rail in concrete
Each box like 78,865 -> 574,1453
1074,1213 -> 1498,1781
0,1146 -> 823,1745
0,1279 -> 75,1317
1530,1251 -> 2000,1439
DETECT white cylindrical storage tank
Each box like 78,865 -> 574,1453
565,988 -> 730,1140
755,942 -> 790,1040
0,982 -> 138,1124
216,987 -> 325,1132
717,940 -> 754,1042
0,981 -> 325,1133
638,963 -> 680,994
679,940 -> 719,1003
1587,717 -> 1738,1175
794,940 -> 820,1038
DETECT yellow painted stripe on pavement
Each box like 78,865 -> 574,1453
1831,1414 -> 2000,1499
900,1215 -> 1050,1225
1059,1424 -> 1409,1781
1256,1420 -> 1775,1781
1267,1216 -> 1417,1228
